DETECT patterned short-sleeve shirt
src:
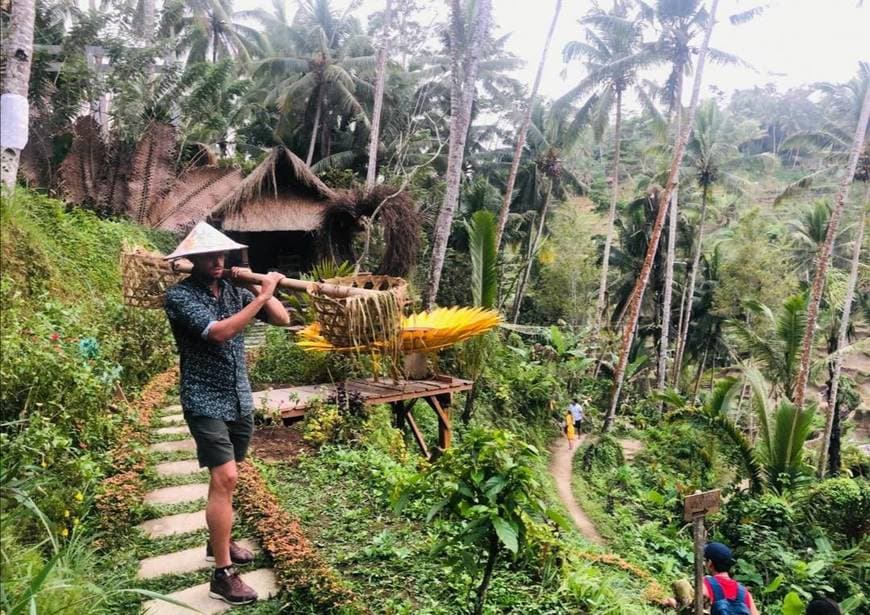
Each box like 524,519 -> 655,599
164,276 -> 265,420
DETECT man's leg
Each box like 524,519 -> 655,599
207,460 -> 237,569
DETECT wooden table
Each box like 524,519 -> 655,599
252,375 -> 473,460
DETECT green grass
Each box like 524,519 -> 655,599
261,444 -> 656,614
146,469 -> 210,490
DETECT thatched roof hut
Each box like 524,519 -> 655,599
210,147 -> 337,233
207,147 -> 338,274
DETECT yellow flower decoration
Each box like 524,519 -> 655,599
74,492 -> 84,502
61,527 -> 69,537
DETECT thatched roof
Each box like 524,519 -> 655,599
210,147 -> 337,233
149,166 -> 244,233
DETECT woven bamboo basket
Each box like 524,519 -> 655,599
308,274 -> 407,349
121,247 -> 188,308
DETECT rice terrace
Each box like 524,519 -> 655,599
0,0 -> 868,614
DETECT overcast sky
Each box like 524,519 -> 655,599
238,0 -> 869,105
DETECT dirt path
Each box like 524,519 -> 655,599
549,436 -> 604,545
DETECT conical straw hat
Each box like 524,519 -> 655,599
164,222 -> 248,260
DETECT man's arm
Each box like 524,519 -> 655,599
206,272 -> 284,343
231,268 -> 291,327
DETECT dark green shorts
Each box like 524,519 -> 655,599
184,414 -> 254,469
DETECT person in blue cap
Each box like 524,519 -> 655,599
702,542 -> 759,615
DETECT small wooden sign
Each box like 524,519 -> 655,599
683,489 -> 721,521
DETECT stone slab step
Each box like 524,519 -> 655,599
155,425 -> 190,436
150,439 -> 197,454
138,510 -> 207,539
160,414 -> 185,425
142,568 -> 279,615
158,404 -> 183,416
144,483 -> 209,506
154,459 -> 204,477
137,539 -> 259,580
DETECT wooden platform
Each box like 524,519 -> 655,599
252,376 -> 473,459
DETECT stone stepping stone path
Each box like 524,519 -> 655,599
144,483 -> 209,506
155,459 -> 204,477
137,539 -> 259,580
155,425 -> 190,437
142,569 -> 278,615
138,404 -> 279,613
150,439 -> 197,454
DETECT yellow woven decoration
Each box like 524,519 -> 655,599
296,307 -> 501,353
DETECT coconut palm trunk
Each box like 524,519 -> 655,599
424,0 -> 492,308
512,179 -> 555,322
306,90 -> 324,166
793,86 -> 870,413
494,0 -> 562,251
604,0 -> 719,432
818,195 -> 867,477
593,89 -> 623,339
366,0 -> 393,191
658,95 -> 682,393
673,181 -> 710,382
0,0 -> 37,189
143,0 -> 156,42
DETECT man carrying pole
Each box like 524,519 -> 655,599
163,222 -> 290,605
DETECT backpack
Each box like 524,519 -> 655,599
706,575 -> 751,615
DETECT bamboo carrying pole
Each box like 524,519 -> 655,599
168,261 -> 380,299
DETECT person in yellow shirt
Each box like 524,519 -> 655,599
564,411 -> 576,450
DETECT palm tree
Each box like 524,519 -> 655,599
728,294 -> 809,401
256,0 -> 376,165
662,377 -> 764,492
672,100 -> 761,380
775,63 -> 870,204
164,0 -> 258,65
558,0 -> 651,339
604,0 -> 719,432
0,0 -> 37,188
424,0 -> 493,308
506,106 -> 588,322
819,197 -> 867,477
793,76 -> 870,411
787,200 -> 852,283
459,209 -> 498,423
494,0 -> 563,250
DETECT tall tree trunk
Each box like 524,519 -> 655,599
657,89 -> 683,393
142,0 -> 156,42
593,89 -> 623,339
512,179 -> 554,322
674,182 -> 710,383
306,91 -> 324,166
0,0 -> 37,189
424,0 -> 492,308
818,196 -> 867,477
494,0 -> 562,250
604,0 -> 719,432
793,85 -> 870,416
366,0 -> 393,191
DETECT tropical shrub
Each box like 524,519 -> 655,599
248,328 -> 349,387
397,429 -> 562,615
799,477 -> 870,542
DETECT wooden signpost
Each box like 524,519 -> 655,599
683,489 -> 721,615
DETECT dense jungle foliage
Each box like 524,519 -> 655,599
1,0 -> 868,613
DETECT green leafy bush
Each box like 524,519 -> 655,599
580,434 -> 625,472
248,328 -> 349,387
800,477 -> 869,542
